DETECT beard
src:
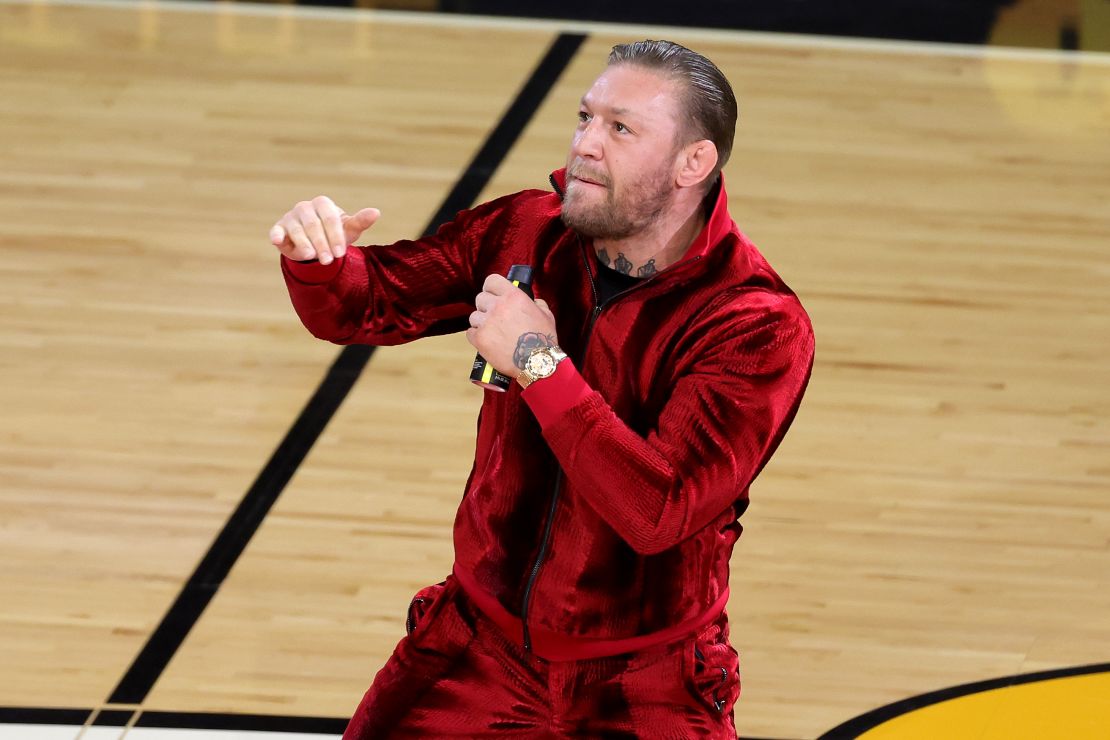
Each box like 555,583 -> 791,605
560,161 -> 673,240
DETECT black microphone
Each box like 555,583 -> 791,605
470,264 -> 534,391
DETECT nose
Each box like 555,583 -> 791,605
571,118 -> 603,161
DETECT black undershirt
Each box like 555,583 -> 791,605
593,258 -> 645,306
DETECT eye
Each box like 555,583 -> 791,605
614,121 -> 630,134
578,110 -> 591,123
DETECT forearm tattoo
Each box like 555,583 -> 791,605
513,332 -> 557,370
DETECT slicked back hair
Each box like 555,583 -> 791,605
607,40 -> 738,187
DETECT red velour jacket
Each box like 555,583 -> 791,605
281,168 -> 815,661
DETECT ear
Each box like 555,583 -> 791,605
675,140 -> 719,190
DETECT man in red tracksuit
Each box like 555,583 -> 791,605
271,40 -> 814,739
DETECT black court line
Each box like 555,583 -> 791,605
92,708 -> 138,726
0,707 -> 91,725
135,710 -> 349,733
817,661 -> 1110,739
104,30 -> 586,708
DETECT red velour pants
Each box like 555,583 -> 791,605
343,575 -> 741,739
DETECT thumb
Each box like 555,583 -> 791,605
342,207 -> 381,243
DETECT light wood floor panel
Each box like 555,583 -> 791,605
0,0 -> 550,711
2,2 -> 1108,737
143,332 -> 485,717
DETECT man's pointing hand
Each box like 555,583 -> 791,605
270,195 -> 380,265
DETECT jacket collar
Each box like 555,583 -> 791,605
549,167 -> 736,267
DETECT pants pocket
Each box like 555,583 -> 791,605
344,576 -> 474,739
683,618 -> 741,716
406,579 -> 448,636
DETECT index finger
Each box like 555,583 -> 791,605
269,223 -> 286,246
313,198 -> 347,257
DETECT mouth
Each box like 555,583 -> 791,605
571,173 -> 607,189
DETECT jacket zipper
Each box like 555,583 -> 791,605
521,177 -> 711,652
520,467 -> 562,652
519,239 -> 672,652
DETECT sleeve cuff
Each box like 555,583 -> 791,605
521,358 -> 593,428
281,253 -> 346,284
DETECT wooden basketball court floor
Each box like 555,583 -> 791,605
0,0 -> 1108,738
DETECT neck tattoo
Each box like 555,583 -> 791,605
613,252 -> 633,275
597,249 -> 657,278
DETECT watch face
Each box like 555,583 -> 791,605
526,349 -> 557,377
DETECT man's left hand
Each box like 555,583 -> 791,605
467,274 -> 558,379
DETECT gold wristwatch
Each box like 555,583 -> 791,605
517,345 -> 567,389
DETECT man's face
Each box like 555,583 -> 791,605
561,64 -> 686,240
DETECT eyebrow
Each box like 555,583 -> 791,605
580,96 -> 634,117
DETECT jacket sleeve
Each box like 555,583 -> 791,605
521,290 -> 815,555
280,199 -> 505,346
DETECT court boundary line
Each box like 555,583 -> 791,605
816,661 -> 1110,739
0,707 -> 90,725
3,0 -> 1110,64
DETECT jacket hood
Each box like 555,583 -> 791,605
549,167 -> 738,266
